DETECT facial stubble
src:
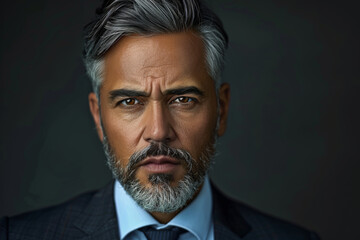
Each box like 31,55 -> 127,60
102,136 -> 216,213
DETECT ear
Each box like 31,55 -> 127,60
88,92 -> 104,141
217,83 -> 230,137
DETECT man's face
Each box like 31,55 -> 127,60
89,31 -> 230,204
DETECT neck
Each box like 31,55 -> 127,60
150,209 -> 181,224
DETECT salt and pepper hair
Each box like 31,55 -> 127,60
83,0 -> 228,98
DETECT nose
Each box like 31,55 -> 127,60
143,102 -> 175,144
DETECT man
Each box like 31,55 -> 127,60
0,0 -> 320,239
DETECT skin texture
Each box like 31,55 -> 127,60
89,31 -> 230,223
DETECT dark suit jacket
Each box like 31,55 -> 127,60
0,181 -> 320,239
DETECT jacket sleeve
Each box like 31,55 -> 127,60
0,216 -> 9,240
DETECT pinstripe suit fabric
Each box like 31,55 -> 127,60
0,181 -> 320,240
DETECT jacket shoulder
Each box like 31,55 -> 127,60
211,184 -> 320,240
0,188 -> 100,240
236,201 -> 320,239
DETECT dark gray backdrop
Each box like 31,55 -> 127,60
1,0 -> 359,239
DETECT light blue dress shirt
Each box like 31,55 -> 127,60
114,176 -> 214,240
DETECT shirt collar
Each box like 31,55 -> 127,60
114,176 -> 213,240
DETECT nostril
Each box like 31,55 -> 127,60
144,128 -> 174,143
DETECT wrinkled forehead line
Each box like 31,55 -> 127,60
101,31 -> 211,89
104,30 -> 206,63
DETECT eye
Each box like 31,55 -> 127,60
119,98 -> 140,106
171,96 -> 196,104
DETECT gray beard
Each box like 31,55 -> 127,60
102,139 -> 215,213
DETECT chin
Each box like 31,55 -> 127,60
125,174 -> 203,213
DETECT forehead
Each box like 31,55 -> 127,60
102,31 -> 212,90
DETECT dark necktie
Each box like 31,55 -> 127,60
140,226 -> 185,240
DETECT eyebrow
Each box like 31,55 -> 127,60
164,86 -> 204,96
109,89 -> 148,101
109,86 -> 204,102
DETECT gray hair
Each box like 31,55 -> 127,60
83,0 -> 228,97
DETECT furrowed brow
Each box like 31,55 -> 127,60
109,89 -> 148,102
164,86 -> 204,96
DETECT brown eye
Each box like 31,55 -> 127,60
173,96 -> 195,103
120,98 -> 139,106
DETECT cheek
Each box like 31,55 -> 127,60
101,112 -> 143,163
175,107 -> 217,157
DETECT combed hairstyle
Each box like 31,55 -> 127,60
83,0 -> 228,98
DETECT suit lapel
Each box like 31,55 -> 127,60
68,180 -> 250,240
214,221 -> 244,240
211,182 -> 252,239
73,181 -> 120,240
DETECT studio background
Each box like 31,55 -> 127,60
0,0 -> 359,239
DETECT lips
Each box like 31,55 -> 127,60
139,156 -> 181,173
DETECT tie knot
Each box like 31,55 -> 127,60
140,226 -> 185,240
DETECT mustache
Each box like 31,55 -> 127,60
125,142 -> 193,173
